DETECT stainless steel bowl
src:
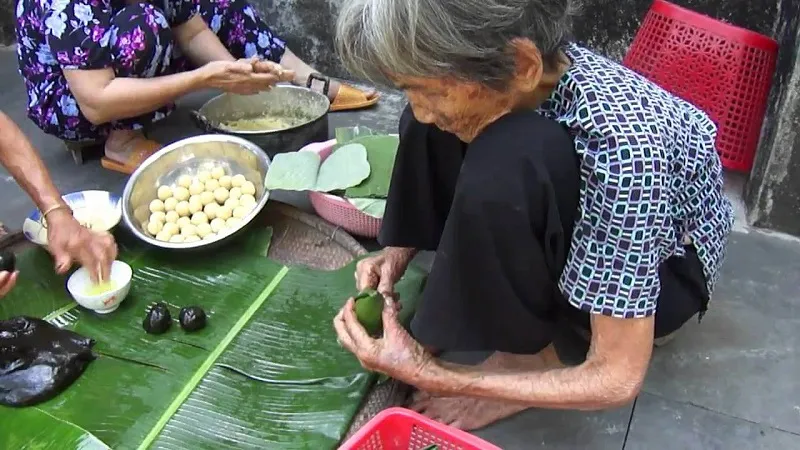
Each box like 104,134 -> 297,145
122,134 -> 271,250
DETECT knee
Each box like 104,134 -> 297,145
109,4 -> 172,71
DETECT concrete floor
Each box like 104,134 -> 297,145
1,47 -> 799,449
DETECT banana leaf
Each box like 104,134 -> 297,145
0,225 -> 427,449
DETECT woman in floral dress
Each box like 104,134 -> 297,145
14,0 -> 379,173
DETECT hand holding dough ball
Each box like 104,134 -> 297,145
150,199 -> 165,213
157,185 -> 173,201
189,181 -> 205,196
211,166 -> 225,179
173,186 -> 190,202
231,174 -> 246,188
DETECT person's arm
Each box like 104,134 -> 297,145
173,14 -> 236,66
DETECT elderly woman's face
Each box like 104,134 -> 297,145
393,76 -> 519,143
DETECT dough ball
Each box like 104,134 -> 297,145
210,218 -> 226,233
189,181 -> 205,196
196,171 -> 211,183
224,197 -> 239,209
240,181 -> 256,196
184,235 -> 201,243
175,201 -> 191,217
216,205 -> 232,220
239,194 -> 256,208
196,222 -> 212,238
162,222 -> 180,236
205,179 -> 220,192
203,232 -> 217,241
203,202 -> 219,220
191,212 -> 208,225
231,174 -> 246,188
200,191 -> 215,205
176,216 -> 192,228
173,186 -> 190,202
229,187 -> 242,200
157,185 -> 173,201
169,234 -> 186,243
164,197 -> 178,212
225,217 -> 242,228
219,175 -> 232,189
232,206 -> 250,219
180,223 -> 197,237
165,210 -> 180,223
155,230 -> 172,242
211,166 -> 226,179
146,220 -> 163,236
213,187 -> 229,204
149,211 -> 167,224
177,175 -> 192,188
188,196 -> 204,214
149,199 -> 165,213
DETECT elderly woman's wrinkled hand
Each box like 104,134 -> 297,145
250,59 -> 296,83
0,270 -> 18,298
46,209 -> 117,283
333,295 -> 433,382
201,59 -> 281,95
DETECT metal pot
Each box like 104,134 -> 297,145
191,75 -> 331,155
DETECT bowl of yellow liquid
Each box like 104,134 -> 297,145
66,261 -> 133,314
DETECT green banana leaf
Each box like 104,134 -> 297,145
0,225 -> 427,449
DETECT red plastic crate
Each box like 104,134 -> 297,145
339,408 -> 502,450
623,0 -> 779,172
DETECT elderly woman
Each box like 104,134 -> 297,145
14,0 -> 379,174
0,111 -> 117,298
332,0 -> 734,430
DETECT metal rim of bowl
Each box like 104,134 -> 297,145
121,134 -> 272,250
200,84 -> 331,135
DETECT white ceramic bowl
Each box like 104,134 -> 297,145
23,190 -> 122,247
66,260 -> 133,314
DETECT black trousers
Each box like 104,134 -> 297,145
379,105 -> 709,354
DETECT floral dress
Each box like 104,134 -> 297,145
14,0 -> 287,141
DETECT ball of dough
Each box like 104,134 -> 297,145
155,230 -> 172,242
203,233 -> 217,241
176,216 -> 192,228
205,179 -> 220,192
188,196 -> 204,214
232,206 -> 250,219
231,174 -> 246,188
200,191 -> 215,206
165,210 -> 180,223
213,187 -> 229,204
169,234 -> 186,243
196,222 -> 212,238
157,185 -> 173,201
224,197 -> 239,209
175,201 -> 191,217
149,211 -> 167,224
173,186 -> 190,202
149,199 -> 165,213
216,205 -> 232,220
189,181 -> 205,196
219,175 -> 232,189
240,181 -> 256,196
163,222 -> 180,236
226,217 -> 242,229
210,218 -> 226,233
178,175 -> 192,188
203,202 -> 219,220
164,197 -> 178,212
184,235 -> 201,243
180,223 -> 197,237
211,166 -> 226,180
239,194 -> 256,208
197,171 -> 211,183
191,212 -> 208,225
229,187 -> 242,200
147,220 -> 163,236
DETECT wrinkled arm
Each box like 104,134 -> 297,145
0,112 -> 66,212
420,315 -> 654,409
174,14 -> 236,66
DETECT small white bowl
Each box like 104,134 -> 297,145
23,190 -> 122,247
66,261 -> 133,314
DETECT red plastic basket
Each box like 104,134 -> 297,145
305,139 -> 386,238
623,0 -> 779,172
339,407 -> 502,450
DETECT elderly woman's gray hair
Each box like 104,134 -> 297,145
335,0 -> 578,90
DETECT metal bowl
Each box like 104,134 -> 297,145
121,134 -> 271,250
